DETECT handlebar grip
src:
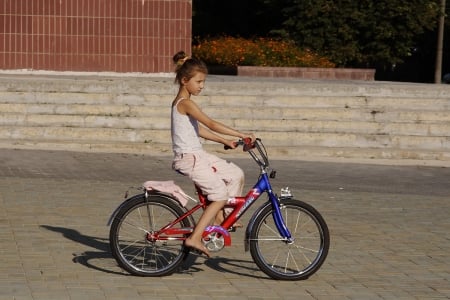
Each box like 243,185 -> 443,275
224,138 -> 255,150
224,141 -> 238,150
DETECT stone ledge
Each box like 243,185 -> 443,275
238,66 -> 375,81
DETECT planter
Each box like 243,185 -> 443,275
237,66 -> 375,81
207,65 -> 237,76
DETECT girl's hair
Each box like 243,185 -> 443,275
172,51 -> 208,84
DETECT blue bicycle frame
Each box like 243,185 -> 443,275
238,139 -> 293,242
254,171 -> 292,239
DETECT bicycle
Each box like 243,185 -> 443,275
108,138 -> 330,280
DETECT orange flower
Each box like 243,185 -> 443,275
192,36 -> 335,68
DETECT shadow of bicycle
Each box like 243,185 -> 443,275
205,256 -> 268,279
40,225 -> 127,275
40,225 -> 267,279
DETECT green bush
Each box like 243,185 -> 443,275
192,36 -> 335,68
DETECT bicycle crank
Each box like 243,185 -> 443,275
202,225 -> 231,252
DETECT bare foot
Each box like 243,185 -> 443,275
184,237 -> 210,258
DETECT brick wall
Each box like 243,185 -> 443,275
0,0 -> 192,73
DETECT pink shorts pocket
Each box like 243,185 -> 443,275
172,153 -> 196,178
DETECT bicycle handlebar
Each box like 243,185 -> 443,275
223,137 -> 254,151
224,138 -> 270,169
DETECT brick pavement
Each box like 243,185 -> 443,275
0,149 -> 449,300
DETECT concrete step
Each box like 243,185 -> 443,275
199,95 -> 450,111
2,90 -> 450,111
203,107 -> 450,123
0,73 -> 449,165
232,119 -> 450,136
0,91 -> 174,106
0,139 -> 448,166
2,114 -> 449,137
0,103 -> 170,118
0,113 -> 169,130
2,73 -> 450,98
1,102 -> 449,124
1,126 -> 448,151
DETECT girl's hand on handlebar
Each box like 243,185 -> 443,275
224,139 -> 238,150
243,133 -> 256,143
224,134 -> 257,150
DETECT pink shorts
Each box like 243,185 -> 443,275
172,150 -> 244,201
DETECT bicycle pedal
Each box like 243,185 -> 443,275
228,226 -> 236,232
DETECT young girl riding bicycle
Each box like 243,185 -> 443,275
171,51 -> 255,258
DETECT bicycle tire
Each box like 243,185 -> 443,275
249,199 -> 329,280
109,193 -> 191,276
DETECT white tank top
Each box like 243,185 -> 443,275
171,98 -> 203,155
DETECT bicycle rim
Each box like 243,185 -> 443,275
110,196 -> 189,276
249,200 -> 329,280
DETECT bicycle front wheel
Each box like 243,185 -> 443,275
109,193 -> 191,276
249,199 -> 329,280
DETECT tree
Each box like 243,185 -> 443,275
278,0 -> 441,68
192,0 -> 280,38
193,0 -> 449,82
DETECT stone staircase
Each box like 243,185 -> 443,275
0,73 -> 449,166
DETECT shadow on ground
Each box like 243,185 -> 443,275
40,225 -> 265,279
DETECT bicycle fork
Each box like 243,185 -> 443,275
244,173 -> 293,251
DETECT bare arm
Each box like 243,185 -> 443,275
198,125 -> 236,148
178,99 -> 254,146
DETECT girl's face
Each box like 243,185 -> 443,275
182,72 -> 206,96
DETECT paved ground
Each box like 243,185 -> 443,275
0,148 -> 449,300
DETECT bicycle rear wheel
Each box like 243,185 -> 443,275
109,193 -> 191,276
249,199 -> 329,280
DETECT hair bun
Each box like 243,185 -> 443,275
173,51 -> 188,64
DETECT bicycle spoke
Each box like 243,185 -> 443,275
121,219 -> 150,234
110,195 -> 189,276
261,220 -> 283,237
285,250 -> 300,273
249,201 -> 329,280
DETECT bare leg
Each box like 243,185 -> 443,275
213,209 -> 244,228
214,209 -> 225,225
185,200 -> 226,257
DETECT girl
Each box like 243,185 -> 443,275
171,51 -> 255,257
